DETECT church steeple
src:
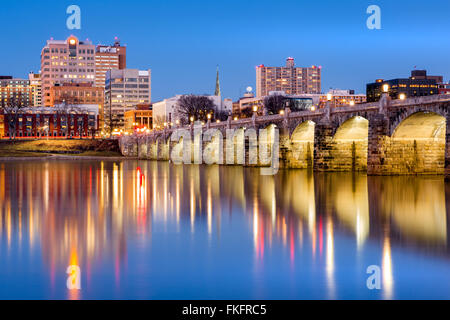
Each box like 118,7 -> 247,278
215,65 -> 221,97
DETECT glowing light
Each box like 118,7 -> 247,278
383,84 -> 389,93
350,101 -> 355,106
382,235 -> 394,300
399,93 -> 406,100
327,93 -> 332,101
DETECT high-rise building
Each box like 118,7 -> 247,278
256,58 -> 321,97
28,72 -> 42,107
366,70 -> 441,102
40,36 -> 96,106
104,69 -> 151,131
95,38 -> 127,88
0,76 -> 32,108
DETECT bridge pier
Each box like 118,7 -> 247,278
313,121 -> 334,171
367,114 -> 390,175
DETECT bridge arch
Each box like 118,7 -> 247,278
288,120 -> 315,168
387,111 -> 446,174
331,116 -> 369,171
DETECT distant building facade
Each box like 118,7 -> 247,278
0,76 -> 32,108
95,38 -> 127,88
40,36 -> 96,106
366,70 -> 441,102
438,83 -> 450,95
256,58 -> 321,97
104,69 -> 151,130
152,95 -> 232,127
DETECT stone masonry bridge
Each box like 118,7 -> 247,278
119,93 -> 450,175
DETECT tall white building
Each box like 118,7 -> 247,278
104,68 -> 151,130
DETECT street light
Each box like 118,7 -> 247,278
207,114 -> 211,120
327,93 -> 332,101
350,101 -> 355,106
190,116 -> 194,123
253,105 -> 258,113
279,110 -> 285,115
382,84 -> 389,93
399,93 -> 406,100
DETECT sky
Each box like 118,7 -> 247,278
1,0 -> 450,101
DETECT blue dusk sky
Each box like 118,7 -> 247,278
0,0 -> 449,101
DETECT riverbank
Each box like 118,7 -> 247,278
0,139 -> 123,158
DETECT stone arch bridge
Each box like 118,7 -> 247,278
119,94 -> 450,175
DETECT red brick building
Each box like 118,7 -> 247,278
1,106 -> 99,138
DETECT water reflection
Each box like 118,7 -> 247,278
0,161 -> 449,299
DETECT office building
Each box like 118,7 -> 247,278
104,69 -> 151,130
0,76 -> 32,108
366,70 -> 441,102
40,36 -> 96,106
95,38 -> 127,87
256,57 -> 321,97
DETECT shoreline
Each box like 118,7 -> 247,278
0,154 -> 134,161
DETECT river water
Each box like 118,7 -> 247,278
0,160 -> 448,299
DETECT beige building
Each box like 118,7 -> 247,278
40,36 -> 96,106
95,39 -> 127,88
256,57 -> 321,97
28,72 -> 42,107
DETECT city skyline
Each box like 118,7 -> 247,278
1,0 -> 450,102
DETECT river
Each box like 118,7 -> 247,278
0,160 -> 449,299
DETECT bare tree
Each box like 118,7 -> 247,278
3,104 -> 25,140
175,95 -> 216,125
263,94 -> 288,115
215,109 -> 230,122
